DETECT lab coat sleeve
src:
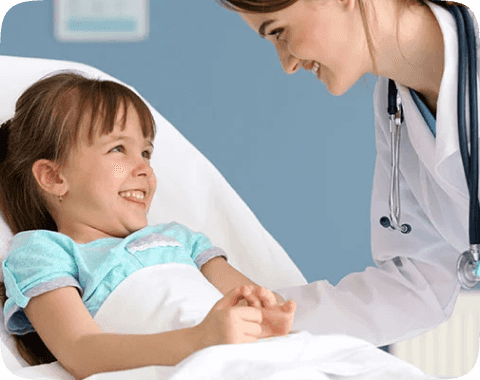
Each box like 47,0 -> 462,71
276,78 -> 462,348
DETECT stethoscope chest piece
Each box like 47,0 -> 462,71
457,247 -> 480,289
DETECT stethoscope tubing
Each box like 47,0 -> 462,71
451,6 -> 480,249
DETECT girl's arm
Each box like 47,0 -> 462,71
24,286 -> 262,380
200,256 -> 284,304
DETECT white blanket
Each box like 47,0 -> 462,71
7,264 -> 438,380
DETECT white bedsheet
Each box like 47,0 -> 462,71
5,264 -> 438,380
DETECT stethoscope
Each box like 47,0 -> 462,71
379,3 -> 480,289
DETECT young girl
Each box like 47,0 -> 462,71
0,72 -> 296,379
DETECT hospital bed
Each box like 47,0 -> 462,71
0,55 -> 440,379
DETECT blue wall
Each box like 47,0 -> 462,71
0,0 -> 378,284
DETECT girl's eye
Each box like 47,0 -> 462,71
110,145 -> 125,153
268,28 -> 284,41
109,144 -> 152,159
142,150 -> 152,159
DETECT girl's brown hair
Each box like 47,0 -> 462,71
215,0 -> 466,74
0,72 -> 156,366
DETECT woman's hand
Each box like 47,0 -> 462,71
242,286 -> 297,338
199,258 -> 296,339
194,286 -> 263,349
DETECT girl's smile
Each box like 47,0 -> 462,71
119,190 -> 148,207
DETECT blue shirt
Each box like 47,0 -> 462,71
3,222 -> 226,335
409,88 -> 436,137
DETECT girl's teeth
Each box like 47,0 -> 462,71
311,62 -> 320,74
119,190 -> 145,199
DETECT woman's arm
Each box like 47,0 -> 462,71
24,286 -> 262,380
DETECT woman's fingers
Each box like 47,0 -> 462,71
281,300 -> 297,313
208,287 -> 297,344
218,285 -> 295,321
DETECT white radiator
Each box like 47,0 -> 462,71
391,290 -> 480,378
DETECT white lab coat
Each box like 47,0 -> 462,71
277,2 -> 479,347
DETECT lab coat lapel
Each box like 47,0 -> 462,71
395,84 -> 436,177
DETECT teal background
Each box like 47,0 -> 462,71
0,0 -> 378,284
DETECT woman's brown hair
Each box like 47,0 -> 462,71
0,72 -> 156,365
215,0 -> 467,74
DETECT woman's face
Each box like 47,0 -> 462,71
240,0 -> 371,95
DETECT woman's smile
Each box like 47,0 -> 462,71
311,61 -> 321,80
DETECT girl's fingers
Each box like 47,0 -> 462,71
232,285 -> 261,307
242,289 -> 262,308
241,320 -> 262,338
221,286 -> 251,307
256,286 -> 276,308
236,306 -> 263,323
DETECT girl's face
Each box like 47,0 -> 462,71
58,104 -> 157,243
240,0 -> 371,95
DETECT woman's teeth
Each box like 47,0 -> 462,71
311,62 -> 320,75
119,190 -> 145,200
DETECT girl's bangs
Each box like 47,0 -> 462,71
75,82 -> 155,145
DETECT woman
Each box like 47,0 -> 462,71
215,0 -> 477,347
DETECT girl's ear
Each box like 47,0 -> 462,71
31,159 -> 68,198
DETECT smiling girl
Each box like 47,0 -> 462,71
0,72 -> 295,379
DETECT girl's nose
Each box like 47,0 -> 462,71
133,159 -> 153,177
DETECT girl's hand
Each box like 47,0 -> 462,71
243,286 -> 297,339
194,286 -> 263,349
